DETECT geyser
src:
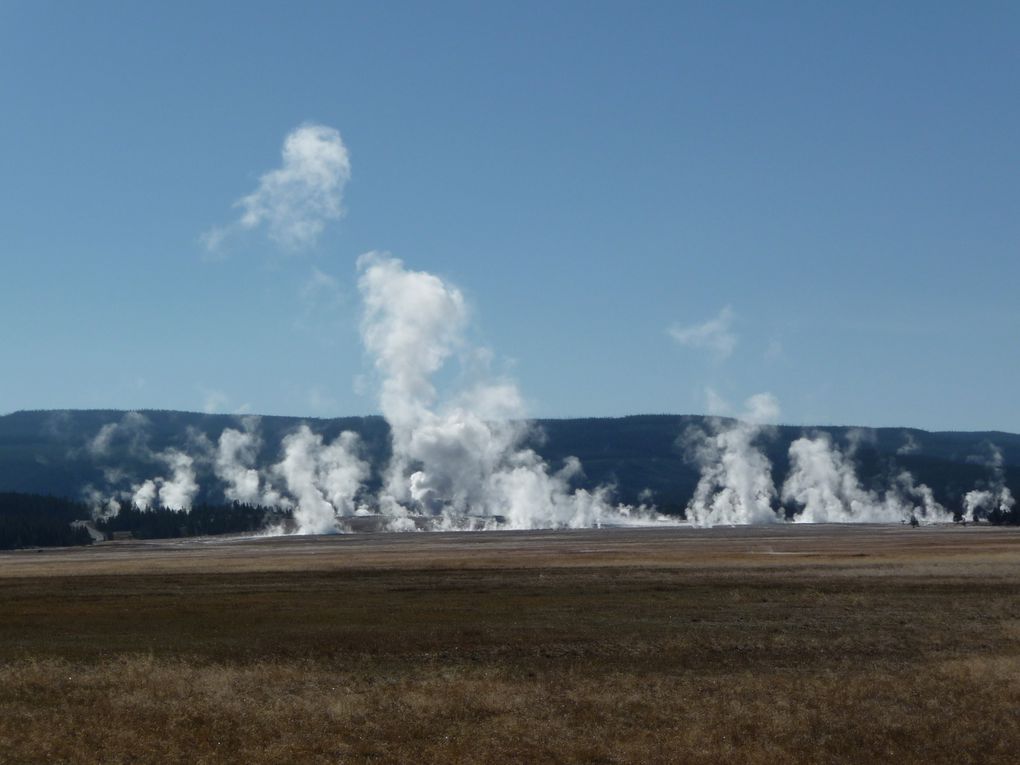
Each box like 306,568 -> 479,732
356,252 -> 658,530
683,393 -> 781,526
962,445 -> 1015,522
781,433 -> 951,524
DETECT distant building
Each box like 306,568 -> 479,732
69,520 -> 105,543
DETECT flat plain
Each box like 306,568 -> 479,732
1,524 -> 1019,764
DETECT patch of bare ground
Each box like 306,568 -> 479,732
0,525 -> 1018,763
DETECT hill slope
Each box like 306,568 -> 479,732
1,409 -> 1017,515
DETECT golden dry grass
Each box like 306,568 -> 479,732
2,655 -> 1018,764
0,526 -> 1018,763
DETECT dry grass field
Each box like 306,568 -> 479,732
1,524 -> 1019,764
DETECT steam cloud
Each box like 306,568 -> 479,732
963,445 -> 1015,521
79,300 -> 1008,532
211,418 -> 374,534
781,433 -> 950,524
203,123 -> 351,251
83,413 -> 199,515
357,252 -> 653,530
683,394 -> 781,526
84,254 -> 659,533
85,411 -> 372,534
214,419 -> 266,505
270,426 -> 370,533
669,306 -> 737,360
78,123 -> 1013,534
80,395 -> 1009,531
682,402 -> 956,527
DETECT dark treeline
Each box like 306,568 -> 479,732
96,502 -> 292,540
1,488 -> 1019,552
1,492 -> 291,549
0,493 -> 93,549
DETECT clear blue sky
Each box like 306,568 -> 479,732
1,1 -> 1018,431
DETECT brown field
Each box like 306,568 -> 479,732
1,524 -> 1019,764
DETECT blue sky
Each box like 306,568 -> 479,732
1,1 -> 1018,431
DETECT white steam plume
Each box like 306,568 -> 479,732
125,450 -> 199,511
82,485 -> 121,520
82,412 -> 201,515
154,449 -> 199,510
213,417 -> 377,533
357,252 -> 660,530
270,425 -> 370,534
212,417 -> 290,507
215,426 -> 263,504
963,445 -> 1015,521
896,470 -> 949,521
683,393 -> 781,527
130,480 -> 158,510
782,433 -> 950,524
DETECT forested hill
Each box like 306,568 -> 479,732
1,409 -> 1018,515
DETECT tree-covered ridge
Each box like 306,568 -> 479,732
0,409 -> 1017,518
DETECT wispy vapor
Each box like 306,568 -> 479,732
214,417 -> 275,506
200,388 -> 230,414
704,387 -> 731,416
897,432 -> 920,455
203,123 -> 351,252
86,411 -> 150,459
295,266 -> 348,337
669,306 -> 737,360
300,267 -> 343,309
764,337 -> 784,362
